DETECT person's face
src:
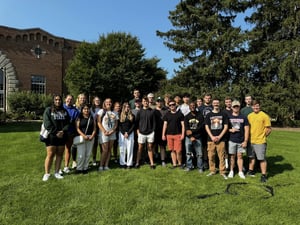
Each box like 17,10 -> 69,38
174,96 -> 181,104
124,104 -> 130,113
148,96 -> 154,103
225,99 -> 232,108
134,90 -> 140,98
252,104 -> 260,113
196,99 -> 202,107
183,96 -> 189,104
135,101 -> 141,108
245,96 -> 252,106
168,101 -> 176,111
94,98 -> 101,106
142,99 -> 149,108
114,103 -> 121,112
189,102 -> 196,112
65,96 -> 73,106
212,100 -> 220,109
54,96 -> 62,107
82,106 -> 90,115
204,95 -> 211,104
104,99 -> 112,109
232,105 -> 240,113
79,95 -> 86,105
156,101 -> 163,107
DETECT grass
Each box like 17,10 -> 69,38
0,122 -> 300,225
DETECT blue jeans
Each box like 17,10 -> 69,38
185,137 -> 203,169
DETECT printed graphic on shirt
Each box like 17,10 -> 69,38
229,118 -> 245,131
188,118 -> 199,130
51,111 -> 68,120
210,116 -> 223,130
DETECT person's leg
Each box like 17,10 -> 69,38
45,146 -> 56,174
127,133 -> 134,167
100,142 -> 109,168
237,152 -> 244,172
76,143 -> 85,171
160,144 -> 166,164
194,139 -> 203,170
55,145 -> 65,174
64,135 -> 73,168
185,137 -> 193,169
119,133 -> 126,166
105,140 -> 113,167
147,143 -> 154,166
174,135 -> 182,166
170,151 -> 177,166
216,142 -> 226,175
84,139 -> 94,171
207,142 -> 216,174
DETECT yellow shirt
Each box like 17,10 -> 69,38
248,111 -> 271,144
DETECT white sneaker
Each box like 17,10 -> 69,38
42,173 -> 50,181
54,173 -> 64,179
92,160 -> 97,166
221,174 -> 228,180
228,170 -> 234,178
58,169 -> 63,175
104,166 -> 110,170
162,162 -> 166,167
238,172 -> 246,179
63,167 -> 70,174
98,166 -> 104,172
72,161 -> 77,169
206,172 -> 215,177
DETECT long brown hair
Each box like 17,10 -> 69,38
120,102 -> 134,123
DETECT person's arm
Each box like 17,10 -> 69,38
180,120 -> 185,140
265,126 -> 272,137
162,121 -> 167,140
241,125 -> 249,148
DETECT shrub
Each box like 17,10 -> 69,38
7,91 -> 52,120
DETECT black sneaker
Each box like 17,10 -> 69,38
150,165 -> 156,170
134,164 -> 140,169
260,175 -> 267,183
247,170 -> 256,177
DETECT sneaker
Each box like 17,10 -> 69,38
98,166 -> 104,172
63,167 -> 70,174
161,161 -> 166,167
228,170 -> 234,178
42,173 -> 50,181
185,167 -> 191,172
92,160 -> 97,167
198,169 -> 204,174
72,161 -> 77,169
238,172 -> 246,179
206,172 -> 215,177
221,174 -> 228,180
54,173 -> 64,179
135,164 -> 140,169
247,170 -> 256,177
58,169 -> 63,175
260,175 -> 267,183
104,166 -> 110,170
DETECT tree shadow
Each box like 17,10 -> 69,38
267,155 -> 294,178
0,121 -> 41,133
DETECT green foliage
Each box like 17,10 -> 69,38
157,0 -> 300,126
0,123 -> 300,224
7,91 -> 52,120
64,32 -> 167,102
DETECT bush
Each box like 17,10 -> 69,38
7,91 -> 52,120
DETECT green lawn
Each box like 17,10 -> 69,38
0,122 -> 299,225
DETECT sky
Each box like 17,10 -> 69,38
1,0 -> 252,79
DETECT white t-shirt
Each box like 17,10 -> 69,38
97,109 -> 119,131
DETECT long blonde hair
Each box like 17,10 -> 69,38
120,102 -> 134,123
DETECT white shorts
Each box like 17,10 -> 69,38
98,132 -> 116,144
138,131 -> 155,144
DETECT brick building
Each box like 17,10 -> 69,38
0,25 -> 81,112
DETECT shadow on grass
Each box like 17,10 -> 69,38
0,121 -> 41,133
268,155 -> 294,178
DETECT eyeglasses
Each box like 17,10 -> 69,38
169,103 -> 176,107
232,105 -> 240,108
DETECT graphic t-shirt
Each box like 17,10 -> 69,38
228,114 -> 249,143
97,109 -> 119,132
205,111 -> 228,142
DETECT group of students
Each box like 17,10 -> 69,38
41,91 -> 272,183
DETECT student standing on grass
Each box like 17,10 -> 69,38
90,96 -> 102,166
75,103 -> 96,174
119,103 -> 135,169
247,100 -> 272,183
97,98 -> 119,171
42,95 -> 70,181
184,101 -> 205,173
135,96 -> 156,169
205,98 -> 229,180
227,100 -> 249,179
63,94 -> 79,174
162,99 -> 185,168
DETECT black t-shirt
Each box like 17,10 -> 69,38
228,114 -> 249,143
205,111 -> 228,142
184,111 -> 204,139
135,107 -> 156,135
163,111 -> 184,135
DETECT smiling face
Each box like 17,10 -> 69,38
65,95 -> 73,106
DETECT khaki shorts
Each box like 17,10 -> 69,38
138,131 -> 155,144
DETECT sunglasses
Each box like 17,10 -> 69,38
169,103 -> 176,107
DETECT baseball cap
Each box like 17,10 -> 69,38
156,97 -> 162,102
147,93 -> 154,98
232,100 -> 240,107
